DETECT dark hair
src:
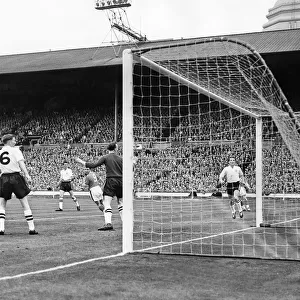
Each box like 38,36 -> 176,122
2,134 -> 15,144
107,142 -> 117,151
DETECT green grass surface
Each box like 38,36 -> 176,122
0,195 -> 299,299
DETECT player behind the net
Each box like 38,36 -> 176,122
55,161 -> 80,211
239,178 -> 251,211
218,156 -> 244,219
84,168 -> 104,212
0,134 -> 38,235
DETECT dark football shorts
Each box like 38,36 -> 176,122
60,181 -> 72,192
0,172 -> 31,200
226,181 -> 240,196
103,177 -> 122,198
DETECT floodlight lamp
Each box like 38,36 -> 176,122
95,0 -> 131,10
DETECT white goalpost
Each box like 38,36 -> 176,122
123,49 -> 134,253
122,38 -> 300,260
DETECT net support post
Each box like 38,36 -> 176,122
255,118 -> 263,226
122,49 -> 134,254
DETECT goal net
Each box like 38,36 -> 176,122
122,38 -> 300,260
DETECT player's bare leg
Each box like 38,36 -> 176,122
243,196 -> 250,211
234,190 -> 243,218
89,188 -> 104,212
19,197 -> 38,234
70,190 -> 80,211
0,198 -> 7,234
117,198 -> 123,221
95,200 -> 104,212
229,196 -> 236,219
240,195 -> 247,211
98,199 -> 104,212
93,199 -> 104,212
241,198 -> 246,211
98,195 -> 113,231
56,190 -> 64,211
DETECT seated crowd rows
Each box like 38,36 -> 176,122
22,142 -> 300,195
1,106 -> 274,145
0,107 -> 298,194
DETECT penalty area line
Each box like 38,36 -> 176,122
0,252 -> 125,281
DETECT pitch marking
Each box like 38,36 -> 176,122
0,252 -> 125,281
135,225 -> 261,252
6,214 -> 103,223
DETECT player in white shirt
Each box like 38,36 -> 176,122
219,157 -> 244,219
55,161 -> 80,211
0,134 -> 38,235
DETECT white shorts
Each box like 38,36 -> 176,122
89,186 -> 103,202
239,186 -> 247,197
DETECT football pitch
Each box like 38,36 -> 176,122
0,195 -> 299,300
133,196 -> 300,259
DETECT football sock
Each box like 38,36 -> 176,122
59,198 -> 63,210
104,207 -> 112,224
72,197 -> 80,207
0,209 -> 5,231
230,199 -> 235,212
94,200 -> 100,207
24,209 -> 35,231
236,201 -> 243,212
230,204 -> 236,213
118,204 -> 123,221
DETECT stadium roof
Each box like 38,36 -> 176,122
0,28 -> 300,75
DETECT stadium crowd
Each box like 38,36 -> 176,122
25,145 -> 107,191
0,107 -> 299,194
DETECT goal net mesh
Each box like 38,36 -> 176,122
127,38 -> 300,260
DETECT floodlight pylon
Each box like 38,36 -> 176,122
95,0 -> 147,44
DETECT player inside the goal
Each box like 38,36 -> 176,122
219,157 -> 244,219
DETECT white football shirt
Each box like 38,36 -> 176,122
60,168 -> 73,182
0,145 -> 24,173
219,165 -> 243,183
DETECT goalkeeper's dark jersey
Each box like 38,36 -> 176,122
86,153 -> 122,178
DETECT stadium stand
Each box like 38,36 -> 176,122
0,106 -> 295,194
0,29 -> 299,194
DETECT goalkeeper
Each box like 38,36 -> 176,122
218,157 -> 244,219
75,142 -> 122,231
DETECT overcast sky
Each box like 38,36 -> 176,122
0,0 -> 276,56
